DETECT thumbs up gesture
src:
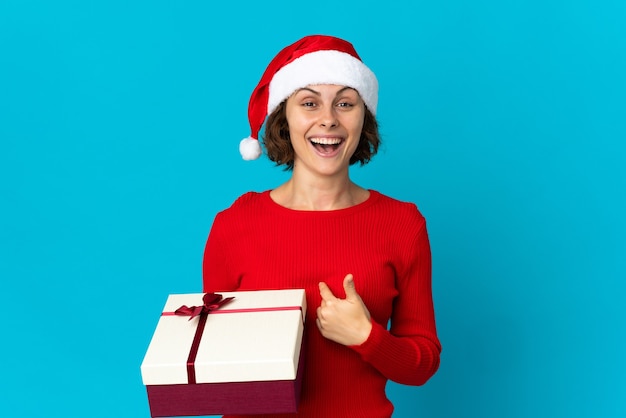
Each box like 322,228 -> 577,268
316,274 -> 372,346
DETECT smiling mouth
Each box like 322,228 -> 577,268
309,137 -> 343,153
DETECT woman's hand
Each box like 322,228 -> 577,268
316,274 -> 372,346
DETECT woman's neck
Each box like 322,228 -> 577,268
270,174 -> 369,211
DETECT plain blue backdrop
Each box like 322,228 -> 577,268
1,1 -> 625,417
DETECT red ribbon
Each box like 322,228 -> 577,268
173,292 -> 235,320
169,293 -> 234,384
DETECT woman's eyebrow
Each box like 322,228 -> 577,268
336,86 -> 357,95
295,87 -> 321,95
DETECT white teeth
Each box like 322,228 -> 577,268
310,137 -> 342,145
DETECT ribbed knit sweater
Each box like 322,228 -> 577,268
202,190 -> 441,417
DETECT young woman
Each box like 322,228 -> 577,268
203,35 -> 441,417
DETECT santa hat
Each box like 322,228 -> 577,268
239,35 -> 378,160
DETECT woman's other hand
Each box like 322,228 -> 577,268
316,274 -> 372,346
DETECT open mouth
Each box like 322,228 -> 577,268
309,137 -> 344,154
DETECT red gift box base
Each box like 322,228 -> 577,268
146,346 -> 305,417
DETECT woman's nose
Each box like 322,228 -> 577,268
319,106 -> 338,128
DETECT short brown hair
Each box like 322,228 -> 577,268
262,102 -> 381,170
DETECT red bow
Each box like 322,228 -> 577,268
174,292 -> 235,320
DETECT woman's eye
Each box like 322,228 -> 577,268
302,101 -> 316,108
337,102 -> 353,108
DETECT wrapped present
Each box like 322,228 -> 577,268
140,289 -> 307,417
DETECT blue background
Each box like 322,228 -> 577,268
1,1 -> 625,417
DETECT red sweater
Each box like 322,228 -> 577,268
203,190 -> 441,417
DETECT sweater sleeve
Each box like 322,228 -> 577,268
202,211 -> 240,293
350,219 -> 441,386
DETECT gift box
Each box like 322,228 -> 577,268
140,289 -> 307,417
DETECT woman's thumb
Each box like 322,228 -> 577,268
343,274 -> 357,300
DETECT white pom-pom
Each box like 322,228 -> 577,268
239,136 -> 262,160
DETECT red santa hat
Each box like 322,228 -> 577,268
239,35 -> 378,160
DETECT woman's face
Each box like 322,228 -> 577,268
285,84 -> 365,178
